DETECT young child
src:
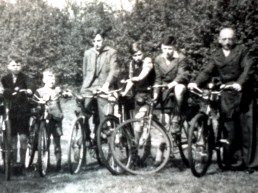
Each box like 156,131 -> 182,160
34,69 -> 64,171
1,54 -> 34,168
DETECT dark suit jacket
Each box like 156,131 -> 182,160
80,46 -> 119,94
154,53 -> 190,85
195,45 -> 254,87
1,72 -> 34,115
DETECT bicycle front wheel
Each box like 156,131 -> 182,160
96,115 -> 123,175
68,117 -> 85,174
110,118 -> 170,175
216,127 -> 228,170
25,119 -> 38,168
188,113 -> 213,177
38,121 -> 49,177
3,119 -> 11,181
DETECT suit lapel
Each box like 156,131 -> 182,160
158,57 -> 178,75
96,46 -> 108,76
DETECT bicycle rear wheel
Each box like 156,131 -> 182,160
188,113 -> 213,177
97,115 -> 123,175
38,121 -> 49,177
25,119 -> 38,168
68,117 -> 85,174
110,118 -> 170,175
176,120 -> 189,167
3,119 -> 11,181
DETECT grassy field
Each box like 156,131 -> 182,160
0,99 -> 258,193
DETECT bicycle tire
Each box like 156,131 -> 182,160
3,119 -> 11,181
25,119 -> 38,168
216,127 -> 228,170
177,120 -> 189,167
38,121 -> 49,177
188,113 -> 213,177
68,117 -> 85,174
96,115 -> 123,175
110,117 -> 171,175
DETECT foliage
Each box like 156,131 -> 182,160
0,0 -> 257,87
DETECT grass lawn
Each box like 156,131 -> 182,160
0,98 -> 257,193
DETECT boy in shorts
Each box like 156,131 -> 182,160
1,54 -> 34,169
34,69 -> 65,171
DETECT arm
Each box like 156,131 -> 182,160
237,51 -> 255,86
153,58 -> 162,100
122,58 -> 153,96
82,51 -> 87,81
173,58 -> 190,84
103,50 -> 119,91
133,57 -> 153,81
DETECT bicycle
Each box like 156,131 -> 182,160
68,89 -> 124,174
96,87 -> 132,175
25,90 -> 70,177
109,85 -> 189,175
1,95 -> 12,180
187,83 -> 231,177
0,88 -> 31,180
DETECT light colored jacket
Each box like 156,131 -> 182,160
80,46 -> 119,94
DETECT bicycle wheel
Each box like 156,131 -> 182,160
68,117 -> 85,174
97,115 -> 123,175
38,121 -> 49,177
216,127 -> 228,170
188,113 -> 213,177
3,119 -> 11,181
110,118 -> 170,175
25,119 -> 38,168
176,120 -> 189,167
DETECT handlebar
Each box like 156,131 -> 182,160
188,83 -> 239,102
31,90 -> 72,105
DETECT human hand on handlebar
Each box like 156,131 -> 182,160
220,83 -> 241,91
100,82 -> 110,94
167,81 -> 178,89
188,83 -> 198,90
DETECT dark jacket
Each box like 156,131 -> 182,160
154,53 -> 190,86
1,72 -> 34,116
195,45 -> 254,87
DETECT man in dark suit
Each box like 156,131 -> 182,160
1,54 -> 34,168
188,27 -> 258,172
80,28 -> 119,140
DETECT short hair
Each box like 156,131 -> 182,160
42,69 -> 55,80
161,35 -> 177,46
8,53 -> 22,64
90,28 -> 106,39
129,41 -> 144,55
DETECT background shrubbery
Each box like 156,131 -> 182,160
0,0 -> 257,88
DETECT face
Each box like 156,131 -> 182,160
132,50 -> 144,64
161,44 -> 175,60
43,75 -> 56,88
218,28 -> 235,50
93,34 -> 104,51
8,60 -> 22,75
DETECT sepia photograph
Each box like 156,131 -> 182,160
0,0 -> 257,192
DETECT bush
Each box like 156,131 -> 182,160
0,0 -> 257,87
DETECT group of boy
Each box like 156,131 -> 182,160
81,27 -> 258,172
0,55 -> 63,172
1,26 -> 257,175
